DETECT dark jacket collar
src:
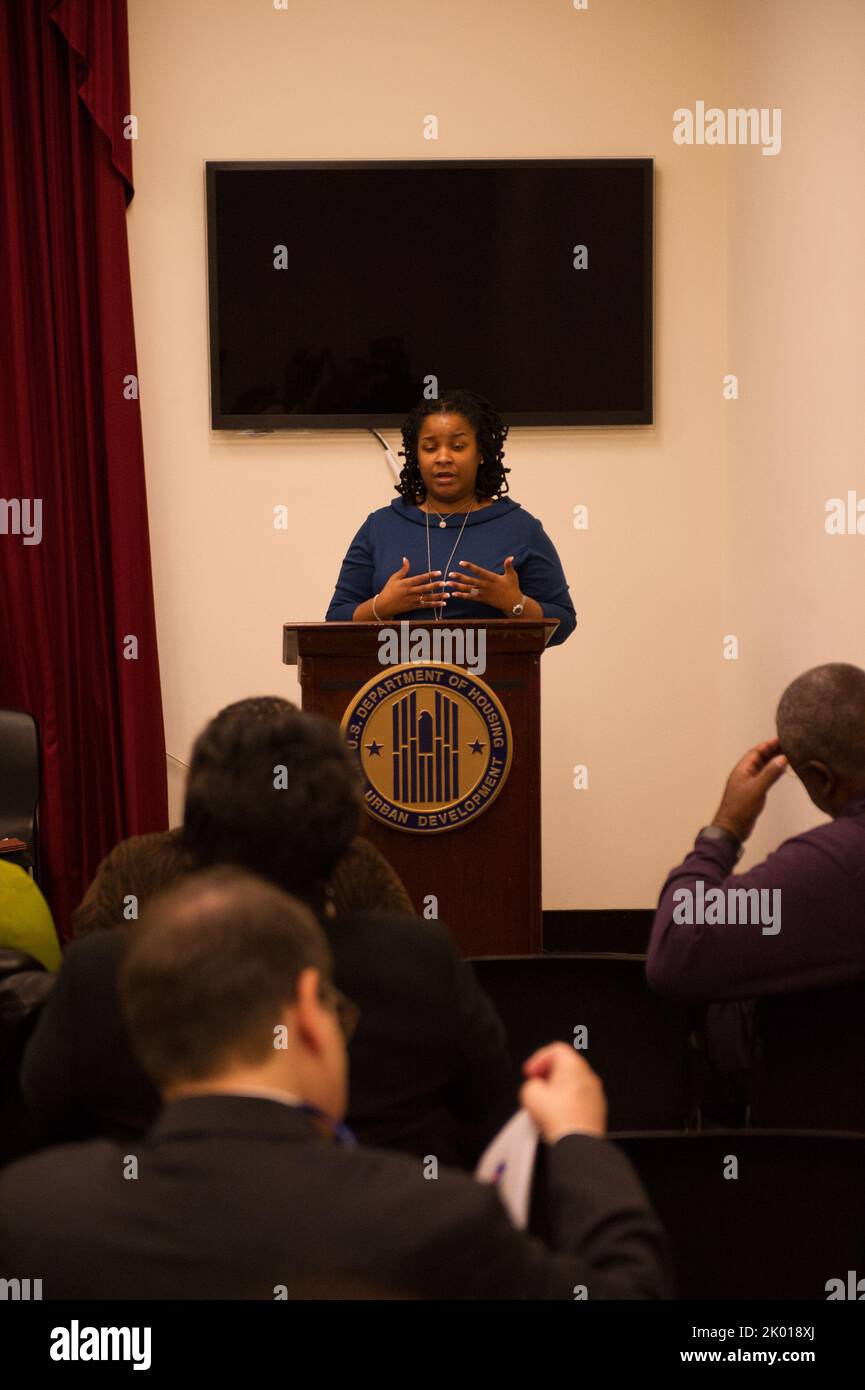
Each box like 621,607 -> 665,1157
147,1093 -> 325,1145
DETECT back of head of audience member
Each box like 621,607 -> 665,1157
181,697 -> 362,913
119,868 -> 348,1121
776,663 -> 865,817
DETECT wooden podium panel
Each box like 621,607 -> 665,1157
283,620 -> 555,956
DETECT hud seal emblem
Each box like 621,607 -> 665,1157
340,662 -> 513,833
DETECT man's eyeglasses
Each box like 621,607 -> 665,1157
320,983 -> 360,1042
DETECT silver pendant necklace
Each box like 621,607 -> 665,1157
424,499 -> 474,620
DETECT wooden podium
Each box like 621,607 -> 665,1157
282,619 -> 556,956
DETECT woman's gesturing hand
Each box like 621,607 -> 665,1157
376,557 -> 450,619
447,556 -> 522,614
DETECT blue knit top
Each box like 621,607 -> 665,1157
325,497 -> 576,646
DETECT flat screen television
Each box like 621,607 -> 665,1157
205,159 -> 653,430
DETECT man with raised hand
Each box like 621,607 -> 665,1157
648,663 -> 865,1003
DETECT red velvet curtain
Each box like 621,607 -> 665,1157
0,0 -> 167,938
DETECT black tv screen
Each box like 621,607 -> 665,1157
205,159 -> 653,429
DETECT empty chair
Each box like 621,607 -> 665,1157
468,953 -> 703,1130
747,982 -> 865,1133
614,1130 -> 865,1300
0,710 -> 40,879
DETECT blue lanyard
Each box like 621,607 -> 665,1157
297,1102 -> 358,1148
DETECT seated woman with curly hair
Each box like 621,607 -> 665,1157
23,698 -> 515,1166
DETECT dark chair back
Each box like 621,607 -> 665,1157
749,982 -> 865,1132
615,1129 -> 865,1300
468,953 -> 703,1130
0,948 -> 56,1165
0,710 -> 40,876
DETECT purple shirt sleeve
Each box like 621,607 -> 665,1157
647,825 -> 865,1003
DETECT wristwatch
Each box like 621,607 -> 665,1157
511,595 -> 525,617
696,824 -> 745,862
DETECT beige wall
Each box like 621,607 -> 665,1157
722,0 -> 865,867
127,0 -> 862,910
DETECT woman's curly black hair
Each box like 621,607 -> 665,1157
395,387 -> 511,502
181,697 -> 362,901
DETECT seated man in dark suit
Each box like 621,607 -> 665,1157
0,869 -> 670,1299
22,699 -> 514,1166
647,662 -> 865,1126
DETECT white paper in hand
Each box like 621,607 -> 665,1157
474,1108 -> 540,1230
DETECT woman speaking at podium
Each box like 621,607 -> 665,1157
325,388 -> 576,647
